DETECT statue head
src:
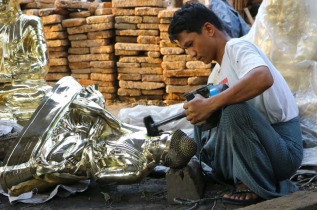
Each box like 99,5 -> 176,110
0,0 -> 21,17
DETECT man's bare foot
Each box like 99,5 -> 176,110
223,183 -> 259,201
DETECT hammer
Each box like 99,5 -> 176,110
143,111 -> 186,136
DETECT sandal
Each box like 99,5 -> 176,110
221,189 -> 263,206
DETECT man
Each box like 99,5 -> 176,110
168,1 -> 303,204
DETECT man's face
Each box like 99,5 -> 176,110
177,24 -> 216,64
0,0 -> 10,13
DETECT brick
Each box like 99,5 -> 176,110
135,7 -> 163,16
99,86 -> 116,93
96,81 -> 116,87
141,89 -> 164,95
186,61 -> 211,69
71,68 -> 92,74
141,63 -> 161,68
87,30 -> 114,39
112,8 -> 134,16
115,16 -> 142,24
160,18 -> 171,24
71,73 -> 90,79
116,29 -> 158,36
115,43 -> 160,51
118,67 -> 162,75
137,36 -> 160,44
118,74 -> 141,81
45,73 -> 69,81
44,24 -> 64,33
90,68 -> 115,74
55,0 -> 98,10
71,39 -> 110,48
48,51 -> 68,58
23,9 -> 39,16
164,69 -> 211,77
45,31 -> 68,40
49,58 -> 68,66
42,15 -> 65,25
69,11 -> 91,18
165,77 -> 188,85
69,62 -> 90,70
87,15 -> 114,24
115,23 -> 137,30
90,46 -> 114,54
46,39 -> 69,47
67,23 -> 114,35
162,61 -> 186,70
118,88 -> 141,97
161,47 -> 184,55
47,47 -> 67,52
39,0 -> 55,3
102,93 -> 116,100
68,47 -> 90,55
165,100 -> 183,105
95,8 -> 112,16
160,32 -> 170,40
158,8 -> 179,18
188,77 -> 208,85
49,65 -> 69,73
76,79 -> 96,86
39,8 -> 69,16
137,23 -> 159,30
68,34 -> 88,41
164,93 -> 185,100
115,50 -> 140,56
62,18 -> 86,28
24,2 -> 54,9
159,24 -> 169,32
166,85 -> 202,93
160,40 -> 179,48
68,54 -> 114,62
163,55 -> 186,62
148,51 -> 161,58
142,16 -> 159,23
90,61 -> 115,68
112,0 -> 164,8
98,2 -> 112,8
142,75 -> 164,82
117,62 -> 140,68
119,81 -> 165,90
21,0 -> 34,4
115,36 -> 137,43
91,73 -> 116,81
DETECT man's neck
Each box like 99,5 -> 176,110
215,31 -> 231,65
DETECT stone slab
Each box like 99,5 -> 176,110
112,0 -> 164,8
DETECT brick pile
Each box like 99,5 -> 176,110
40,7 -> 70,86
113,0 -> 168,105
21,0 -> 56,16
55,0 -> 117,103
158,9 -> 212,105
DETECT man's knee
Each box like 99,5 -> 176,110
221,103 -> 254,125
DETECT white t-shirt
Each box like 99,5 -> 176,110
208,38 -> 298,124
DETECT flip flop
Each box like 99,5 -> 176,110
221,190 -> 263,206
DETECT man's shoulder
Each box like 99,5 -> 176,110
226,38 -> 254,48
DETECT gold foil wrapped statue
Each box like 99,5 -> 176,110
0,77 -> 197,197
0,0 -> 52,122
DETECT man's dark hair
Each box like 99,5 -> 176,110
168,1 -> 224,42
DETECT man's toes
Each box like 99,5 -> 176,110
223,194 -> 230,198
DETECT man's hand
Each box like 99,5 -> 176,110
183,94 -> 218,124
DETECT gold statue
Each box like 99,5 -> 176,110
0,77 -> 197,197
0,0 -> 51,122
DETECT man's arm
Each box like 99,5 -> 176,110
183,66 -> 273,124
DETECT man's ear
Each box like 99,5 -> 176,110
204,23 -> 215,37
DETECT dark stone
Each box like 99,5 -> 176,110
166,159 -> 205,204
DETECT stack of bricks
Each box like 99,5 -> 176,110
158,9 -> 212,105
41,7 -> 70,86
113,0 -> 168,105
55,0 -> 117,103
21,0 -> 56,16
